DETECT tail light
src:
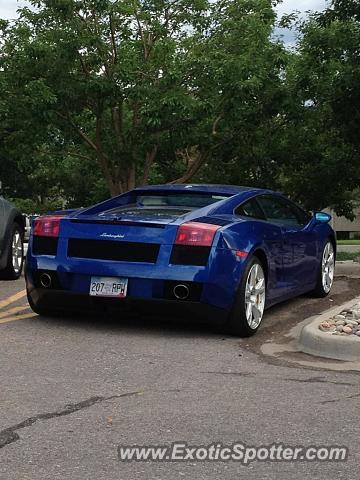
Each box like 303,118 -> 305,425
33,215 -> 64,238
174,222 -> 220,247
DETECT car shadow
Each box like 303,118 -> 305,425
29,292 -> 319,341
32,308 -> 229,340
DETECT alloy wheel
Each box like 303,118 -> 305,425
12,231 -> 23,274
322,242 -> 335,293
244,263 -> 266,329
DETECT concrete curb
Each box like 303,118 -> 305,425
298,296 -> 360,361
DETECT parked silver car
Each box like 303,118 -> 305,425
0,197 -> 25,279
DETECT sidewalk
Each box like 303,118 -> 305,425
337,244 -> 360,253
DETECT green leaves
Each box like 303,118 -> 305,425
282,0 -> 360,216
25,79 -> 57,106
0,0 -> 358,218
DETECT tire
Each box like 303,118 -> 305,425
310,240 -> 335,298
226,256 -> 266,337
0,223 -> 24,280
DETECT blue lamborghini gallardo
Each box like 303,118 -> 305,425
25,184 -> 336,336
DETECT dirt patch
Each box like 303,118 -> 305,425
242,275 -> 360,371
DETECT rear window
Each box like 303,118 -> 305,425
101,193 -> 228,217
136,194 -> 227,208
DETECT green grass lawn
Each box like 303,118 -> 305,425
337,252 -> 360,261
337,239 -> 360,245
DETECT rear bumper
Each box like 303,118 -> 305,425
27,287 -> 229,324
25,228 -> 249,320
25,244 -> 247,311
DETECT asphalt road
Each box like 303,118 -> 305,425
0,270 -> 360,480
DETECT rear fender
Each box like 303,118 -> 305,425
218,220 -> 282,300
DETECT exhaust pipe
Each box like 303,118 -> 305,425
40,273 -> 52,288
173,284 -> 190,300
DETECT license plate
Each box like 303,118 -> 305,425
89,277 -> 128,298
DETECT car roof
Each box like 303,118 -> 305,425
133,184 -> 271,196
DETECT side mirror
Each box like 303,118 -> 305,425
314,212 -> 332,224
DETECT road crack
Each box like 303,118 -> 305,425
202,371 -> 255,377
320,393 -> 360,405
285,377 -> 355,386
0,390 -> 143,449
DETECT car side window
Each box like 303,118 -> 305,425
257,196 -> 306,227
235,198 -> 266,220
290,203 -> 311,226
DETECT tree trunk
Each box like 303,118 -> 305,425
140,145 -> 158,186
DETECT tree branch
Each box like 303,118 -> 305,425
95,112 -> 119,195
56,110 -> 118,195
112,103 -> 125,145
77,52 -> 89,76
212,114 -> 223,136
141,144 -> 158,186
133,2 -> 149,61
37,148 -> 93,162
56,111 -> 98,152
169,147 -> 207,184
169,143 -> 223,184
109,12 -> 118,64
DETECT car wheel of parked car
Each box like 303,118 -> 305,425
0,223 -> 24,280
310,240 -> 335,298
227,256 -> 266,337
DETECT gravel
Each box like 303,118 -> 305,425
319,303 -> 360,337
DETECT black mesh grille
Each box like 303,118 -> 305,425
170,245 -> 210,266
194,216 -> 232,226
68,239 -> 160,263
32,236 -> 59,256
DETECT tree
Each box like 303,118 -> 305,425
281,0 -> 360,217
0,0 -> 285,196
